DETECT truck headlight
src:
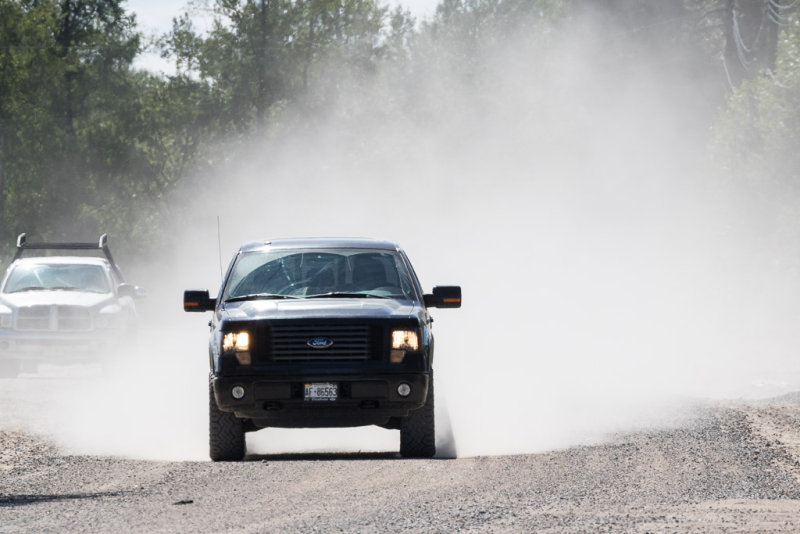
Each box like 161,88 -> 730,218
390,330 -> 419,363
391,330 -> 418,351
0,305 -> 12,329
222,331 -> 251,365
96,304 -> 123,329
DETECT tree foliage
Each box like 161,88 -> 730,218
0,0 -> 141,247
163,0 -> 387,128
0,0 -> 799,266
711,8 -> 800,199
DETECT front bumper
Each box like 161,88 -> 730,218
0,329 -> 120,363
212,372 -> 430,428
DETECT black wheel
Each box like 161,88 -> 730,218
400,375 -> 436,458
0,360 -> 20,378
209,381 -> 245,461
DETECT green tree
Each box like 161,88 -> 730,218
0,0 -> 143,252
709,6 -> 800,274
162,0 -> 387,132
712,6 -> 800,189
0,0 -> 62,251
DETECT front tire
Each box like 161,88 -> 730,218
209,381 -> 245,461
400,375 -> 436,458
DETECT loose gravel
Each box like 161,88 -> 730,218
2,395 -> 800,533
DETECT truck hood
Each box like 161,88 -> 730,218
0,291 -> 114,309
220,298 -> 420,321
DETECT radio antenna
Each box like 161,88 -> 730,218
217,215 -> 224,282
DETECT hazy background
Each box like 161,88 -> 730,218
127,0 -> 440,73
3,1 -> 800,460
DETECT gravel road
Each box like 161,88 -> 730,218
3,375 -> 800,533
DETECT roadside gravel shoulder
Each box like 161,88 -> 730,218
731,393 -> 800,485
2,395 -> 800,533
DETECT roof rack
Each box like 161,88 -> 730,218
13,233 -> 123,280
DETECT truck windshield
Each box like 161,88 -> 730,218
224,249 -> 416,300
3,263 -> 110,294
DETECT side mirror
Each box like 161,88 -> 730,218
118,283 -> 146,299
423,286 -> 462,308
184,289 -> 216,312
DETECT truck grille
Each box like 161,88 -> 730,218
270,324 -> 372,361
16,305 -> 92,331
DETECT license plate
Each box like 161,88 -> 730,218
304,382 -> 338,401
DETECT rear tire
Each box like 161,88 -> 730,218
209,381 -> 245,461
400,375 -> 436,458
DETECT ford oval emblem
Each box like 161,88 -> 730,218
307,336 -> 334,349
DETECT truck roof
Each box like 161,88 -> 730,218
9,256 -> 112,267
12,233 -> 124,280
238,238 -> 402,253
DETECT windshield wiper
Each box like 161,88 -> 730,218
8,286 -> 46,293
225,293 -> 298,303
305,292 -> 390,299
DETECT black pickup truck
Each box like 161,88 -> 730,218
184,238 -> 461,461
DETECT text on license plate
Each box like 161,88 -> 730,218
304,382 -> 338,401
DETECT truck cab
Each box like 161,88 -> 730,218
185,238 -> 461,461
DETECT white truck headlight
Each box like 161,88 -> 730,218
391,330 -> 418,351
222,332 -> 251,365
0,305 -> 12,329
96,304 -> 123,329
390,330 -> 419,363
222,332 -> 249,351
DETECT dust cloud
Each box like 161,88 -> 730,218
5,9 -> 800,460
